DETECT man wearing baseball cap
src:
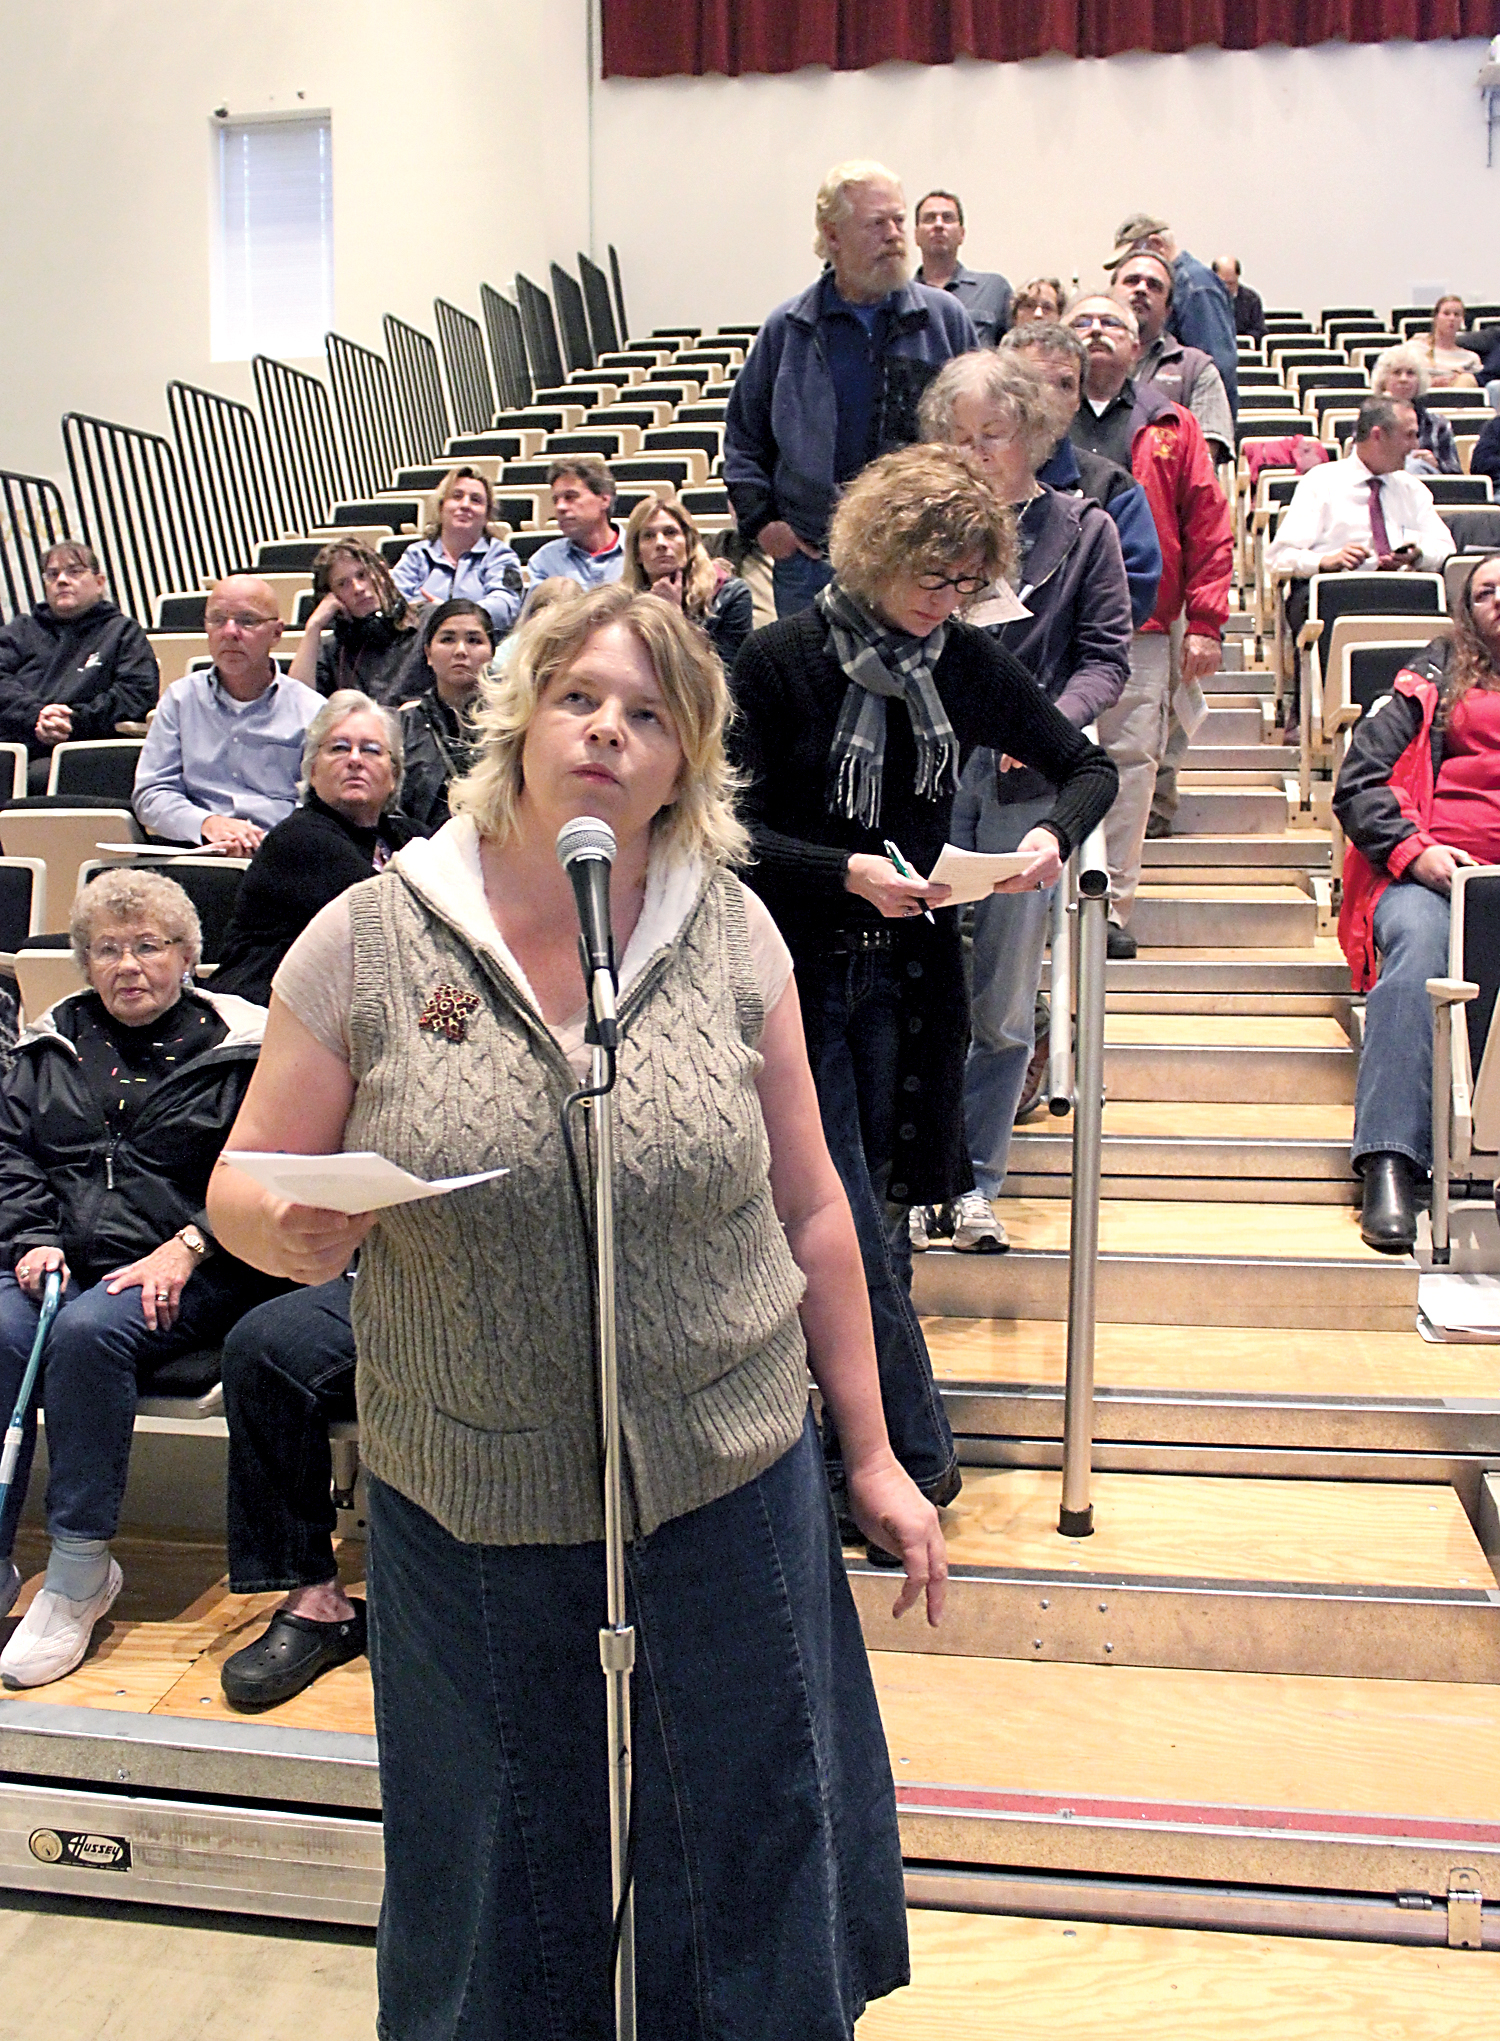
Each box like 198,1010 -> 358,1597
1107,213 -> 1238,416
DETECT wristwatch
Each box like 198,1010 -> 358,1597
176,1224 -> 212,1262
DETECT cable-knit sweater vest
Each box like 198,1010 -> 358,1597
342,860 -> 811,1546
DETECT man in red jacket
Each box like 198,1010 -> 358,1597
1067,294 -> 1232,955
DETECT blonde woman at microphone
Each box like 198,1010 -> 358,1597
207,581 -> 943,2041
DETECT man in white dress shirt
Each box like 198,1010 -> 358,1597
1266,398 -> 1455,727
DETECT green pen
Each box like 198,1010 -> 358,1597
883,838 -> 934,924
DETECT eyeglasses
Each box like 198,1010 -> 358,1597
914,571 -> 988,596
321,739 -> 390,760
205,611 -> 279,631
1068,313 -> 1131,335
89,936 -> 178,966
42,564 -> 92,583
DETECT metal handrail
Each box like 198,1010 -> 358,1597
551,262 -> 596,375
325,332 -> 409,498
580,253 -> 621,358
0,470 -> 70,621
61,412 -> 207,629
1058,818 -> 1110,1537
515,272 -> 566,391
253,356 -> 349,538
481,284 -> 533,413
383,315 -> 450,468
167,381 -> 284,576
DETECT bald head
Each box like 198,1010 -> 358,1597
205,575 -> 284,699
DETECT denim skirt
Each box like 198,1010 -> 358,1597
366,1414 -> 909,2041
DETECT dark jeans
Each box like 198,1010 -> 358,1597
366,1416 -> 907,2041
1283,577 -> 1310,720
771,547 -> 833,617
221,1277 -> 358,1594
1351,879 -> 1450,1175
0,1261 -> 277,1557
800,949 -> 958,1503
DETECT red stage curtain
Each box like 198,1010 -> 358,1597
601,0 -> 1500,74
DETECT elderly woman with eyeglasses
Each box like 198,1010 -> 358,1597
212,690 -> 415,1006
730,442 -> 1117,1533
0,868 -> 282,1688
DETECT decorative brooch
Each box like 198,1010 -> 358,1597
418,983 -> 482,1043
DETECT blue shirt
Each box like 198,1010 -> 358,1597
392,533 -> 524,634
1170,250 -> 1239,417
822,277 -> 887,487
523,526 -> 626,590
1039,440 -> 1163,628
132,667 -> 322,844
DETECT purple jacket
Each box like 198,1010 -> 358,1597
981,485 -> 1131,807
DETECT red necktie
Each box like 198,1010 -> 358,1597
1368,475 -> 1391,558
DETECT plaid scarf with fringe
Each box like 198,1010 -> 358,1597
817,582 -> 957,829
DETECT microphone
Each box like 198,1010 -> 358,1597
556,815 -> 618,1049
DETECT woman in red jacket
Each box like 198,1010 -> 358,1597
1333,557 -> 1500,1250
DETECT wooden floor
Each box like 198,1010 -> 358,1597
924,1317 -> 1500,1396
1103,1013 -> 1350,1047
1,1531 -> 373,1733
938,1467 -> 1488,1589
989,1198 -> 1386,1259
873,1653 -> 1500,1823
855,1911 -> 1500,2039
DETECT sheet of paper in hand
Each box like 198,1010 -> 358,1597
223,1151 -> 508,1214
926,844 -> 1035,905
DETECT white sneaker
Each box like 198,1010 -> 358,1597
908,1205 -> 933,1253
950,1190 -> 1009,1254
0,1559 -> 122,1689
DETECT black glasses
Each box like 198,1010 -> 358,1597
914,570 -> 988,596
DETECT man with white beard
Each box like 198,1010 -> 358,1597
725,159 -> 978,616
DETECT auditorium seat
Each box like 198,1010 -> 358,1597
0,807 -> 142,931
0,743 -> 26,800
1428,863 -> 1500,1263
0,855 -> 46,977
45,739 -> 145,801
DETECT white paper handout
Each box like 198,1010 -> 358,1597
95,841 -> 228,858
223,1150 -> 508,1215
964,581 -> 1032,628
926,844 -> 1035,905
1416,1270 -> 1500,1343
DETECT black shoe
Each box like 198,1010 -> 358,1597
220,1600 -> 367,1712
1359,1154 -> 1417,1254
1106,921 -> 1137,961
1144,814 -> 1172,840
1015,1024 -> 1051,1122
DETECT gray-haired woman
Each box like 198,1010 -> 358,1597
0,868 -> 282,1687
212,690 -> 414,1005
1371,345 -> 1460,475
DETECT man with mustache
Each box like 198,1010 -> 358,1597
725,159 -> 978,617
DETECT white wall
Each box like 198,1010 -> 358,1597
0,0 -> 592,481
593,39 -> 1499,334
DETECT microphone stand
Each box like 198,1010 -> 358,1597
584,984 -> 635,2041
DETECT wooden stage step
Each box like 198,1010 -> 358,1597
1169,784 -> 1289,835
1130,883 -> 1317,949
1100,1014 -> 1352,1103
871,1651 -> 1500,1898
1142,831 -> 1330,872
849,1468 -> 1499,1682
911,1200 -> 1417,1330
1008,1098 -> 1356,1203
855,1911 -> 1500,2038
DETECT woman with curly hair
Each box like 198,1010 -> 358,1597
622,492 -> 754,667
1335,555 -> 1500,1251
1011,276 -> 1066,324
288,539 -> 424,703
730,442 -> 1117,1529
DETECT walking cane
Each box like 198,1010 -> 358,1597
0,1269 -> 62,1521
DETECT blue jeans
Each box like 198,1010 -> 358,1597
221,1277 -> 357,1594
951,771 -> 1056,1201
800,950 -> 958,1502
772,548 -> 833,617
1351,879 -> 1450,1174
366,1417 -> 907,2041
0,1261 -> 278,1557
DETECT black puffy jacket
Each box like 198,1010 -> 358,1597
0,600 -> 159,755
0,988 -> 263,1285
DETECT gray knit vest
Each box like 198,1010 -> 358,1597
343,863 -> 811,1546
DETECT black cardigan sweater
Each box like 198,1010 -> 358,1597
730,609 -> 1117,954
729,610 -> 1117,1203
211,794 -> 415,1005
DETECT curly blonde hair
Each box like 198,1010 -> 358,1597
828,443 -> 1017,611
451,583 -> 748,865
622,495 -> 719,619
422,466 -> 497,541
